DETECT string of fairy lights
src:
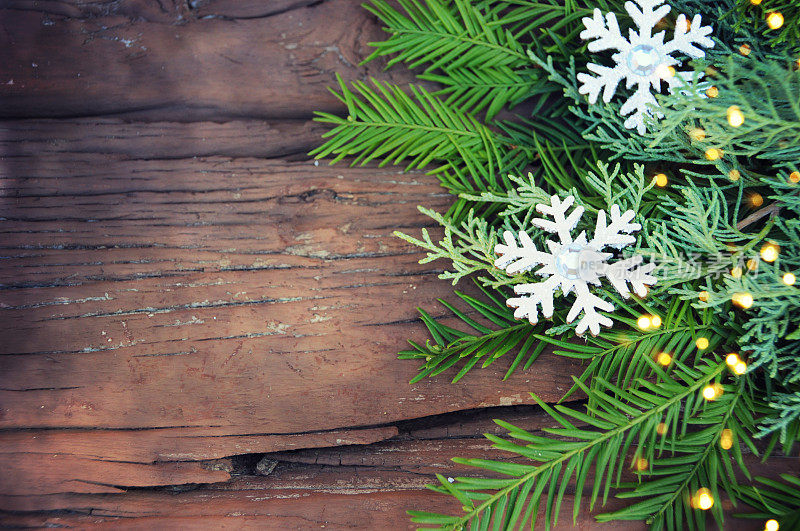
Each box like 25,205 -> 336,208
632,5 -> 795,528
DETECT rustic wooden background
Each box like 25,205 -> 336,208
0,0 -> 792,528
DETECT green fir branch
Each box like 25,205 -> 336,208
410,359 -> 737,530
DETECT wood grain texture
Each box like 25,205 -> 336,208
0,0 -> 420,120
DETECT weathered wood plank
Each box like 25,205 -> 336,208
1,406 -> 786,527
0,0 -> 418,120
0,426 -> 399,463
0,120 -> 579,500
0,119 -> 326,159
0,455 -> 233,495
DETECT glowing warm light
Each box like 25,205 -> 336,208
761,244 -> 779,262
689,128 -> 706,141
729,169 -> 741,181
750,0 -> 762,4
637,315 -> 652,330
739,44 -> 751,56
726,353 -> 741,366
655,173 -> 668,187
703,385 -> 718,400
727,106 -> 745,127
650,315 -> 662,328
731,266 -> 743,278
750,193 -> 764,207
656,64 -> 675,78
734,361 -> 748,375
696,337 -> 709,350
732,292 -> 754,309
790,171 -> 800,183
747,258 -> 759,271
694,488 -> 715,510
706,86 -> 719,98
698,290 -> 710,302
656,422 -> 668,435
705,148 -> 723,160
766,519 -> 780,531
783,272 -> 796,286
657,352 -> 672,366
720,428 -> 733,450
767,12 -> 784,29
635,457 -> 649,471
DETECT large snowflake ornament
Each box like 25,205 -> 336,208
577,0 -> 714,134
494,195 -> 656,336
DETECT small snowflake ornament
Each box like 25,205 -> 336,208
577,0 -> 714,134
494,195 -> 656,336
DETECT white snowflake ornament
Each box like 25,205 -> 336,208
577,0 -> 714,134
494,195 -> 656,336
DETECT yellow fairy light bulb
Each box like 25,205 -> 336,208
739,44 -> 752,56
720,429 -> 733,450
729,169 -> 741,181
637,315 -> 652,330
703,385 -> 718,400
790,171 -> 800,184
689,128 -> 706,141
694,488 -> 715,510
656,422 -> 668,435
767,12 -> 784,29
698,290 -> 710,302
654,173 -> 668,187
783,272 -> 796,285
750,0 -> 762,4
750,193 -> 764,207
696,337 -> 709,350
657,352 -> 672,366
726,353 -> 741,366
734,361 -> 748,375
656,64 -> 675,78
765,519 -> 780,531
733,292 -> 754,309
747,258 -> 759,271
706,86 -> 719,98
635,457 -> 649,471
705,148 -> 723,160
761,244 -> 779,262
650,315 -> 662,328
731,266 -> 743,278
727,106 -> 745,127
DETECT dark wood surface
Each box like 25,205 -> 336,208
0,0 -> 791,528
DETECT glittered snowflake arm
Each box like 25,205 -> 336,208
621,84 -> 661,134
603,256 -> 657,298
580,9 -> 625,52
589,204 -> 641,251
507,276 -> 559,325
664,14 -> 714,57
569,282 -> 614,336
578,64 -> 627,104
531,195 -> 584,245
494,230 -> 550,275
624,0 -> 670,40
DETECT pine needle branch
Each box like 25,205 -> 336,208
410,360 -> 732,530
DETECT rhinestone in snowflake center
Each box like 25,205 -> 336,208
626,44 -> 662,76
554,243 -> 594,280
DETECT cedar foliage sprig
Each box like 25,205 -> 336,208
311,0 -> 800,528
